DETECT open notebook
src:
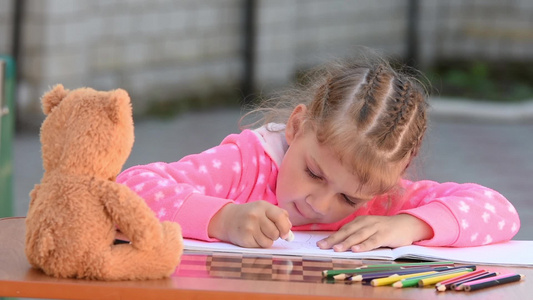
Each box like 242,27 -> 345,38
183,231 -> 533,267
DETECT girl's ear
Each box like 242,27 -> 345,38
285,104 -> 307,145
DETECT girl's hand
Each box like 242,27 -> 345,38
208,201 -> 292,248
316,214 -> 433,252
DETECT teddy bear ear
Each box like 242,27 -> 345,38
41,84 -> 69,115
106,89 -> 131,123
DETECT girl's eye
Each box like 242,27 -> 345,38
305,168 -> 321,180
342,195 -> 358,207
342,194 -> 358,207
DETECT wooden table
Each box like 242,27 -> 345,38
1,217 -> 531,300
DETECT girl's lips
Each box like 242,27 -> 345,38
293,202 -> 315,220
293,202 -> 305,218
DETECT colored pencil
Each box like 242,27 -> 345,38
436,269 -> 487,287
369,271 -> 437,286
323,266 -> 406,278
434,269 -> 489,292
451,272 -> 499,291
355,266 -> 454,282
358,264 -> 475,283
462,273 -> 524,292
356,261 -> 455,269
418,270 -> 472,287
393,268 -> 474,288
321,261 -> 454,277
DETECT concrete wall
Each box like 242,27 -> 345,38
7,0 -> 244,126
0,0 -> 532,127
419,0 -> 533,64
255,0 -> 407,90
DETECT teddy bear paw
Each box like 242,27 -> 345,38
159,222 -> 183,258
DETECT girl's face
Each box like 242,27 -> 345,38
276,105 -> 375,226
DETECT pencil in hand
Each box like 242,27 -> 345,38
283,230 -> 295,242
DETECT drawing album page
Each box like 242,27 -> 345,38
183,231 -> 533,267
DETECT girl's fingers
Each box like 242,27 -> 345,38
233,234 -> 261,248
265,206 -> 292,239
332,226 -> 377,252
350,235 -> 382,252
233,225 -> 272,248
259,217 -> 281,241
317,222 -> 365,249
254,229 -> 275,248
317,233 -> 344,249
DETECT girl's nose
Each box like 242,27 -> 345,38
305,192 -> 333,216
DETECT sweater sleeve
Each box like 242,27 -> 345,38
116,137 -> 246,241
388,180 -> 521,247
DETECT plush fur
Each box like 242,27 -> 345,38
25,84 -> 183,280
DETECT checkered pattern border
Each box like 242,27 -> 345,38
175,251 -> 370,283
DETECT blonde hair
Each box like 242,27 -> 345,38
241,51 -> 429,196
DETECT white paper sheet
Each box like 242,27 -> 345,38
183,231 -> 533,267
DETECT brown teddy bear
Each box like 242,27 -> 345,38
25,84 -> 183,280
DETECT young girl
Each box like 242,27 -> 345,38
117,54 -> 520,252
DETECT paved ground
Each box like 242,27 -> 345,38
13,103 -> 533,240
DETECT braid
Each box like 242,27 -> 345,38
400,96 -> 428,160
356,64 -> 389,130
265,53 -> 429,197
392,78 -> 415,130
365,76 -> 424,161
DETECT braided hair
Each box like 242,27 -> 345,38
242,51 -> 428,196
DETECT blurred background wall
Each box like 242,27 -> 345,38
1,0 -> 533,233
0,0 -> 532,128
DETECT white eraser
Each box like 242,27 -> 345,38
284,230 -> 295,242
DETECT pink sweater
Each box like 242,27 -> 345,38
117,126 -> 520,247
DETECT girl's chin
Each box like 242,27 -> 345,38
287,212 -> 305,226
284,205 -> 306,225
288,212 -> 314,227
283,202 -> 318,226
